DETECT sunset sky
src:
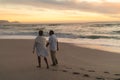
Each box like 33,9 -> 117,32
0,0 -> 120,23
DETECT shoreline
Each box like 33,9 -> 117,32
58,38 -> 120,54
0,37 -> 119,54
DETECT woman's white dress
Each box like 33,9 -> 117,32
33,36 -> 48,57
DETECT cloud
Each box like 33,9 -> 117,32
0,0 -> 120,14
109,15 -> 120,18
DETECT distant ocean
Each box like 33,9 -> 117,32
0,22 -> 120,53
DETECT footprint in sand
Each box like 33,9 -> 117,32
72,72 -> 80,75
61,69 -> 68,72
114,74 -> 120,76
96,77 -> 105,80
88,70 -> 95,72
83,74 -> 90,77
104,71 -> 110,74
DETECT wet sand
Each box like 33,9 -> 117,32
0,39 -> 120,80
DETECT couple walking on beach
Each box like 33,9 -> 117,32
33,30 -> 59,69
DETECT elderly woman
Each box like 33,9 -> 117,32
33,30 -> 49,69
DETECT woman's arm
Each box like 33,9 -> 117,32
33,41 -> 36,54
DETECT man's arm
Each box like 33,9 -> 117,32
57,41 -> 59,51
46,42 -> 49,47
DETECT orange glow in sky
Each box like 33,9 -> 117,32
0,0 -> 120,23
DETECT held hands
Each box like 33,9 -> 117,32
57,47 -> 59,51
46,42 -> 49,47
33,50 -> 35,54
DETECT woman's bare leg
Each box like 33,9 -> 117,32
44,57 -> 49,69
37,56 -> 41,68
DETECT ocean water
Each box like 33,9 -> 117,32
0,22 -> 120,53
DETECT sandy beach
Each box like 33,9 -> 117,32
0,39 -> 120,80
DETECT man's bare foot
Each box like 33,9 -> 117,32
36,66 -> 41,68
47,66 -> 49,69
51,64 -> 56,66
